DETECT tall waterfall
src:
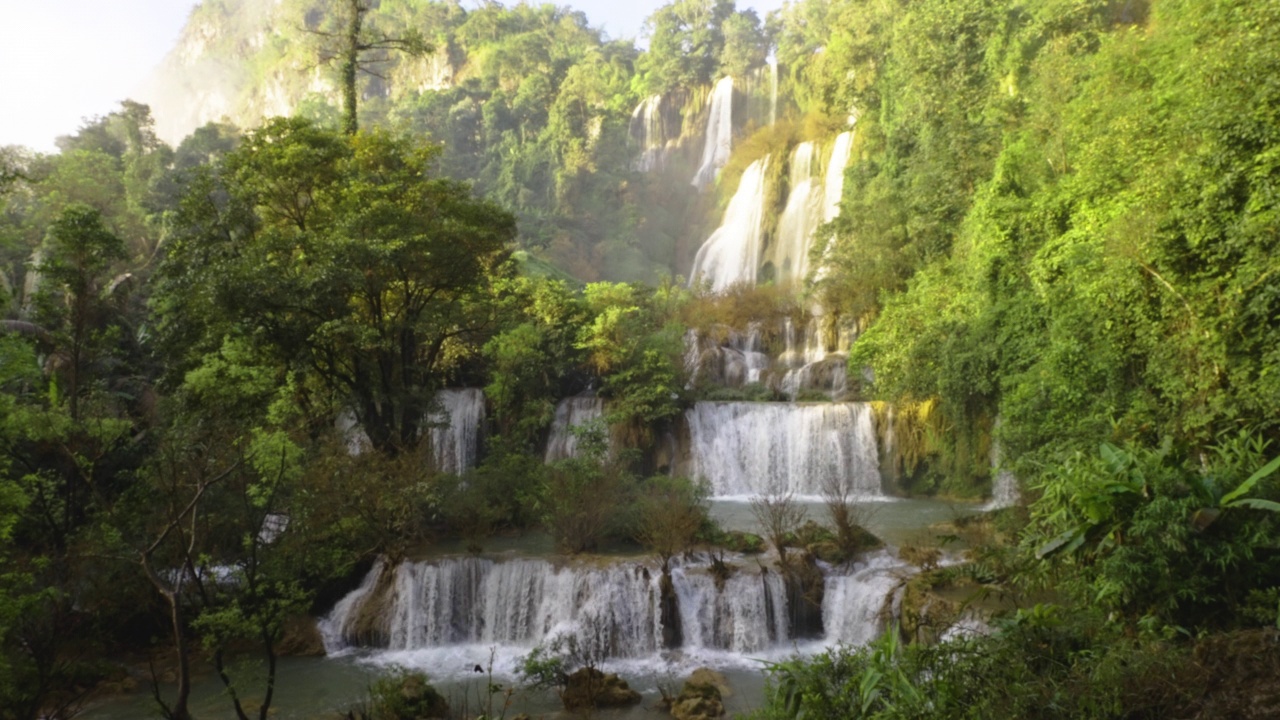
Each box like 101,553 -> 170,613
686,402 -> 882,498
822,131 -> 855,223
544,396 -> 606,462
428,389 -> 486,475
689,157 -> 770,292
692,77 -> 735,190
770,142 -> 824,284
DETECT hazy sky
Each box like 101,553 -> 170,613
0,0 -> 786,153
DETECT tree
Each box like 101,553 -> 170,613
312,0 -> 432,135
155,118 -> 517,453
33,205 -> 125,421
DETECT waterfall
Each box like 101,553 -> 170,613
689,157 -> 770,292
340,390 -> 484,472
686,402 -> 882,498
823,552 -> 910,645
822,131 -> 855,223
428,389 -> 486,475
672,564 -> 790,652
770,142 -> 824,285
544,396 -> 606,462
692,77 -> 735,190
323,555 -> 800,658
322,553 -> 911,672
630,94 -> 670,173
985,418 -> 1021,509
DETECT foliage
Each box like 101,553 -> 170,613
540,422 -> 636,554
153,117 -> 516,452
1026,438 -> 1280,632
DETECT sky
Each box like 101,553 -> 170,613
0,0 -> 787,154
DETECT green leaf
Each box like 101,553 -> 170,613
1220,455 -> 1280,506
1224,498 -> 1280,513
1037,524 -> 1086,559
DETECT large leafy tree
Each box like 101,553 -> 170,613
155,118 -> 517,453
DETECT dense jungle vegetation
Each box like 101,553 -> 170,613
2,0 -> 1279,717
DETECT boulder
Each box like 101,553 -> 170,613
560,667 -> 642,711
670,668 -> 731,720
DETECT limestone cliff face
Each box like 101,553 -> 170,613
138,0 -> 455,145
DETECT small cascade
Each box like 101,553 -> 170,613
769,142 -> 824,285
672,563 -> 790,652
823,552 -> 910,645
630,94 -> 674,173
544,396 -> 606,462
685,324 -> 772,389
692,77 -> 735,190
337,389 -> 485,472
686,402 -> 882,498
778,315 -> 849,400
428,389 -> 486,475
689,157 -> 770,292
20,248 -> 43,315
985,418 -> 1021,509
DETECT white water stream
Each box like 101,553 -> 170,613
692,77 -> 735,190
687,401 -> 882,498
689,157 -> 770,291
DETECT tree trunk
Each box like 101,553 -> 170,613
341,0 -> 363,135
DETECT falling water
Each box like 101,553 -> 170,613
630,94 -> 670,173
822,131 -> 855,223
771,142 -> 824,284
544,396 -> 606,462
321,553 -> 915,674
689,157 -> 770,292
686,402 -> 882,498
692,77 -> 735,190
985,418 -> 1021,510
323,555 -> 796,658
336,389 -> 485,473
428,389 -> 486,475
823,552 -> 910,645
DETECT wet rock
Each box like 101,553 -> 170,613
278,615 -> 326,656
561,667 -> 642,711
670,668 -> 730,720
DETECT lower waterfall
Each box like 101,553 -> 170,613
687,402 -> 882,498
322,552 -> 907,673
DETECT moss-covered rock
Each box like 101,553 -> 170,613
669,668 -> 731,720
560,667 -> 642,710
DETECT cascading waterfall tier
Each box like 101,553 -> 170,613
428,389 -> 486,475
544,396 -> 606,462
689,156 -> 770,292
768,142 -> 824,285
321,552 -> 910,668
322,555 -> 798,658
691,77 -> 735,190
687,401 -> 882,498
689,129 -> 855,295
